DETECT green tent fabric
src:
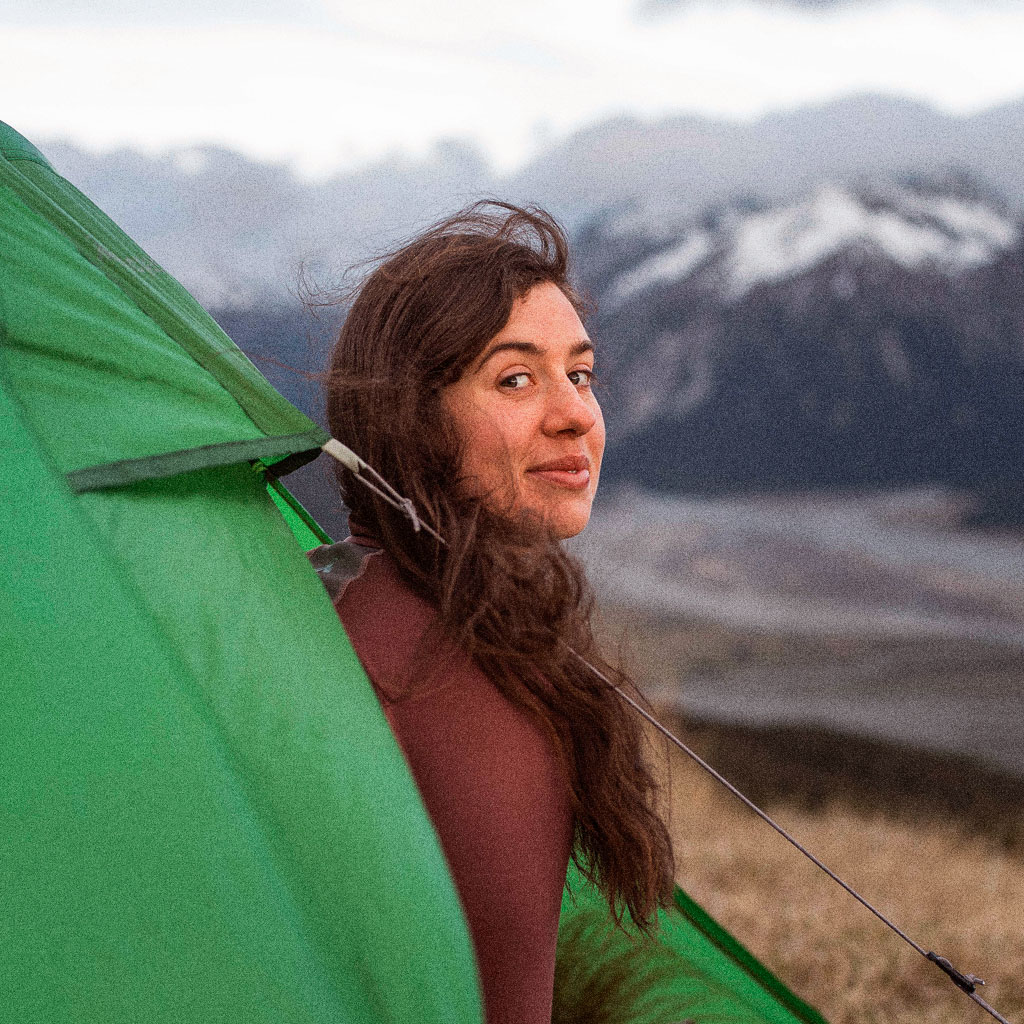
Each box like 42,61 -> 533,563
1,119 -> 481,1024
0,123 -> 325,492
1,119 -> 828,1024
1,367 -> 351,1022
554,862 -> 827,1023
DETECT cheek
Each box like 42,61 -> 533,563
467,396 -> 533,454
450,399 -> 530,489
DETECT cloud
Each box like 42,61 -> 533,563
9,0 -> 1024,179
637,0 -> 1005,14
636,0 -> 857,13
0,0 -> 326,27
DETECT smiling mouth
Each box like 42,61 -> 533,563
527,457 -> 591,491
528,468 -> 591,490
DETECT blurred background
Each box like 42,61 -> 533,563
7,1 -> 1023,1018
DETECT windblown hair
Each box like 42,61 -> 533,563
325,200 -> 675,928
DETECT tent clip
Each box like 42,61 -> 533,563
927,952 -> 984,994
401,497 -> 421,533
322,438 -> 444,544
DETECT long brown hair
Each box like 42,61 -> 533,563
326,200 -> 674,928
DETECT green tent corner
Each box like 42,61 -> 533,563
555,861 -> 827,1023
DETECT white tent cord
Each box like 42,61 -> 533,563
322,439 -> 445,545
328,438 -> 1013,1024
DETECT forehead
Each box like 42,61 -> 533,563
497,281 -> 584,336
489,280 -> 589,348
467,282 -> 593,375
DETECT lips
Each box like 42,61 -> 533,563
531,455 -> 590,473
527,454 -> 591,491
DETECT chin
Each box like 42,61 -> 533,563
555,521 -> 588,540
512,485 -> 597,539
544,502 -> 593,540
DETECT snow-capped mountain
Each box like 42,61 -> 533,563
598,180 -> 1019,308
575,177 -> 1024,496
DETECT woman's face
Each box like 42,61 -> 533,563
441,281 -> 605,539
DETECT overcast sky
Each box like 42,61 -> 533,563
5,0 -> 1024,175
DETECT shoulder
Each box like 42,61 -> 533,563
321,540 -> 572,814
326,545 -> 567,791
317,541 -> 574,1008
328,543 -> 445,702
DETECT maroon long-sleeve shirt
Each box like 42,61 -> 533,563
332,536 -> 574,1024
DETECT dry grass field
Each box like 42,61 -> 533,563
594,606 -> 1024,1022
658,734 -> 1024,1024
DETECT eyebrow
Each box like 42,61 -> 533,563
475,339 -> 594,371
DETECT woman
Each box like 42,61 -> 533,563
324,201 -> 674,1023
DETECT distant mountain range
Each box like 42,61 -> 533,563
215,170 -> 1024,533
514,93 -> 1024,233
41,92 -> 1024,307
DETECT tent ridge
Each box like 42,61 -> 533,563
0,120 -> 50,168
66,431 -> 326,493
0,128 -> 321,440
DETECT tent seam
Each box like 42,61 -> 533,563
672,887 -> 829,1024
66,432 -> 325,492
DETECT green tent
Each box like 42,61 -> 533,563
0,119 -> 827,1024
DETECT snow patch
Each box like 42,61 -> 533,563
597,184 -> 1018,307
172,148 -> 210,176
898,191 -> 1017,249
726,185 -> 1018,298
606,232 -> 713,308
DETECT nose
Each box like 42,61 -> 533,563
541,378 -> 598,437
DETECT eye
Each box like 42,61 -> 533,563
568,368 -> 594,388
499,372 -> 531,390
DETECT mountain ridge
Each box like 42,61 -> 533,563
38,91 -> 1024,308
574,176 -> 1024,497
